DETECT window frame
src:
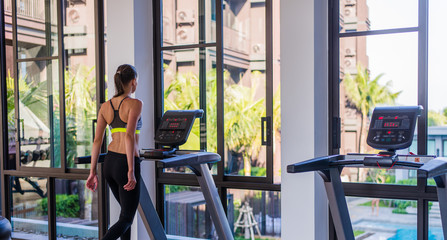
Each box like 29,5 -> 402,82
328,0 -> 434,239
0,0 -> 108,238
152,0 -> 280,233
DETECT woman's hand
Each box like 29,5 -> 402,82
124,171 -> 137,191
86,173 -> 98,192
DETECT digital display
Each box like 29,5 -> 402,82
168,122 -> 181,129
383,121 -> 400,128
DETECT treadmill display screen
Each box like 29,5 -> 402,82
383,121 -> 400,128
168,122 -> 181,129
366,106 -> 422,151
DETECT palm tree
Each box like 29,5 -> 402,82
343,63 -> 401,153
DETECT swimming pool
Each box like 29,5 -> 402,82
353,219 -> 444,240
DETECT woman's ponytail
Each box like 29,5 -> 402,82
113,64 -> 138,97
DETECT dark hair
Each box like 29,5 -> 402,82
114,64 -> 138,97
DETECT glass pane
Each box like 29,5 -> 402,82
429,201 -> 445,240
63,0 -> 97,169
163,48 -> 217,174
224,0 -> 266,177
18,60 -> 60,168
164,185 -> 216,239
428,0 -> 447,160
444,141 -> 447,157
16,0 -> 58,59
348,196 -> 417,239
55,179 -> 99,239
5,11 -> 16,170
273,0 -> 281,184
339,0 -> 418,33
339,33 -> 418,184
11,177 -> 48,239
162,0 -> 215,46
227,189 -> 281,239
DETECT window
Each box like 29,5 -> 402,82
330,0 -> 443,239
0,0 -> 106,238
155,0 -> 281,238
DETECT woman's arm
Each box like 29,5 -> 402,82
86,104 -> 108,192
123,99 -> 143,191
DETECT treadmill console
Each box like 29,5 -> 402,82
367,106 -> 422,151
154,110 -> 203,147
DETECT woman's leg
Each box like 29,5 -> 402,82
102,155 -> 140,240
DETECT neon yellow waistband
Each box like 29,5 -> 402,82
110,128 -> 140,134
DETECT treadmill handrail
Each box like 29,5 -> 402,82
144,152 -> 220,168
76,152 -> 221,168
287,154 -> 447,174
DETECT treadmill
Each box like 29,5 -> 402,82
77,110 -> 234,240
287,106 -> 447,240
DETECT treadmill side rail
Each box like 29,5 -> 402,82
435,174 -> 447,240
138,180 -> 168,240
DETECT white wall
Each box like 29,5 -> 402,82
281,0 -> 329,239
107,0 -> 155,239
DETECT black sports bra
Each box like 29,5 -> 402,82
109,97 -> 142,134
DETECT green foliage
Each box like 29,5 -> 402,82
354,230 -> 365,237
6,65 -> 98,167
165,185 -> 190,194
38,194 -> 80,218
428,110 -> 447,127
344,64 -> 401,118
164,68 -> 277,175
343,63 -> 401,152
392,208 -> 408,214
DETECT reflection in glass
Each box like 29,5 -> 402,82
18,60 -> 60,168
429,201 -> 445,240
55,179 -> 98,239
163,48 -> 217,174
63,0 -> 97,169
227,189 -> 280,239
348,197 -> 417,239
339,33 -> 417,184
5,31 -> 16,170
273,0 -> 281,184
17,0 -> 59,59
339,0 -> 418,33
162,0 -> 215,46
11,177 -> 48,239
164,185 -> 215,239
224,0 -> 267,177
428,0 -> 447,168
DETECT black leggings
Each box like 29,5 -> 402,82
102,151 -> 141,240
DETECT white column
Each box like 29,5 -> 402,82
107,0 -> 155,239
281,0 -> 329,239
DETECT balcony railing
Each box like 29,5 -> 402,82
4,0 -> 45,20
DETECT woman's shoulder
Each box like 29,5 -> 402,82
128,98 -> 143,106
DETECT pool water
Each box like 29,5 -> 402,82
353,220 -> 444,240
387,228 -> 443,240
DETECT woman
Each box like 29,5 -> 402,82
86,64 -> 143,240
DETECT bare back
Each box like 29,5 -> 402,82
100,96 -> 141,156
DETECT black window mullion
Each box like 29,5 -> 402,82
0,0 -> 8,217
215,0 -> 224,183
94,0 -> 107,154
417,0 -> 428,156
47,177 -> 56,240
56,0 -> 66,171
11,0 -> 20,171
265,0 -> 274,184
328,0 -> 340,155
417,198 -> 429,240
